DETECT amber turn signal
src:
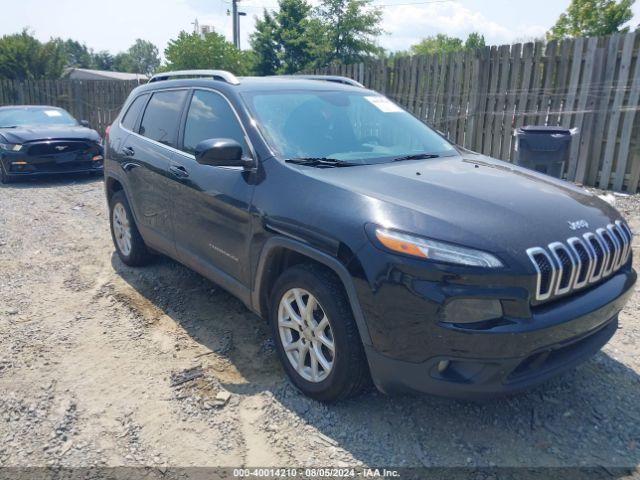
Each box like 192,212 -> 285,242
375,229 -> 428,258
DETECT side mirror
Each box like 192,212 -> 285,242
195,138 -> 253,169
80,119 -> 91,128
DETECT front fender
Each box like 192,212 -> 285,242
252,236 -> 372,346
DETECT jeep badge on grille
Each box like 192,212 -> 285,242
568,219 -> 589,230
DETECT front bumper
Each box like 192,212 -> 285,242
1,143 -> 104,177
359,260 -> 636,398
4,163 -> 104,177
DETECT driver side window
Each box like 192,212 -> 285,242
182,90 -> 249,156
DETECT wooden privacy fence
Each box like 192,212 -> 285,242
310,31 -> 640,193
0,79 -> 141,136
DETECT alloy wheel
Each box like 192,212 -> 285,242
278,288 -> 335,383
112,203 -> 132,256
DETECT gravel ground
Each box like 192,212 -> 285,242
0,175 -> 639,475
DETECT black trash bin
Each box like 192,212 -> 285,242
515,126 -> 575,179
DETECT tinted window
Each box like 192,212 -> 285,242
183,90 -> 249,155
121,94 -> 148,131
139,90 -> 188,148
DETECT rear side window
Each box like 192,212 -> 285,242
182,90 -> 249,155
121,94 -> 148,131
139,90 -> 188,148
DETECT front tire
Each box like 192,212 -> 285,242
109,190 -> 152,266
0,165 -> 14,184
270,264 -> 370,402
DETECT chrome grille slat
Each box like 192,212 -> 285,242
526,247 -> 556,302
606,224 -> 623,270
625,224 -> 633,262
528,222 -> 632,302
584,232 -> 605,282
596,228 -> 614,277
566,237 -> 593,289
614,220 -> 631,265
548,242 -> 576,295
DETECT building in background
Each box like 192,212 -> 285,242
192,18 -> 215,37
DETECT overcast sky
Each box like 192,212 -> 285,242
2,0 -> 639,58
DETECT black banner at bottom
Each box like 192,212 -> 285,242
0,467 -> 638,480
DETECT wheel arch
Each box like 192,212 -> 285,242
105,175 -> 124,202
252,236 -> 372,346
104,173 -> 142,227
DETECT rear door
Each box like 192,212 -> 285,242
109,91 -> 148,199
121,88 -> 189,255
168,88 -> 256,286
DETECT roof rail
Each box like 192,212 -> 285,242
286,75 -> 365,88
148,70 -> 240,85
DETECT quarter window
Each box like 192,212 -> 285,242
121,94 -> 148,131
183,90 -> 249,155
139,90 -> 188,148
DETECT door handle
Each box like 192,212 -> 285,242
122,162 -> 140,172
123,146 -> 135,157
169,164 -> 189,178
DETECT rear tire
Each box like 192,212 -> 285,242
109,190 -> 152,266
270,264 -> 371,402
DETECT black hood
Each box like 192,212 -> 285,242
296,153 -> 622,264
0,125 -> 101,144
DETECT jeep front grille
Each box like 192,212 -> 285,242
527,221 -> 633,302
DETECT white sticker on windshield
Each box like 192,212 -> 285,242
365,96 -> 403,113
44,110 -> 63,117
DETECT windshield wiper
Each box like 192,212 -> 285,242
0,126 -> 19,129
285,157 -> 360,168
392,153 -> 440,162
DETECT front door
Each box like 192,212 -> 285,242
169,89 -> 256,286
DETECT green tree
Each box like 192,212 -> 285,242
126,39 -> 160,75
547,0 -> 635,39
112,52 -> 133,72
250,10 -> 282,75
464,32 -> 486,50
410,34 -> 463,56
398,33 -> 485,58
0,30 -> 66,79
91,51 -> 115,71
164,30 -> 253,75
275,0 -> 314,72
62,39 -> 93,68
314,0 -> 383,65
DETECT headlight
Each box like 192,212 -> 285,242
0,143 -> 22,152
373,227 -> 503,268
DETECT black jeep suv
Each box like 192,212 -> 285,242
104,70 -> 636,402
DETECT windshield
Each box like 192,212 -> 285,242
241,90 -> 457,164
0,107 -> 79,128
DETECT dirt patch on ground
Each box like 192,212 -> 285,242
1,175 -> 639,473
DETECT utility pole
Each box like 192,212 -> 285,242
232,0 -> 238,48
231,0 -> 246,49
